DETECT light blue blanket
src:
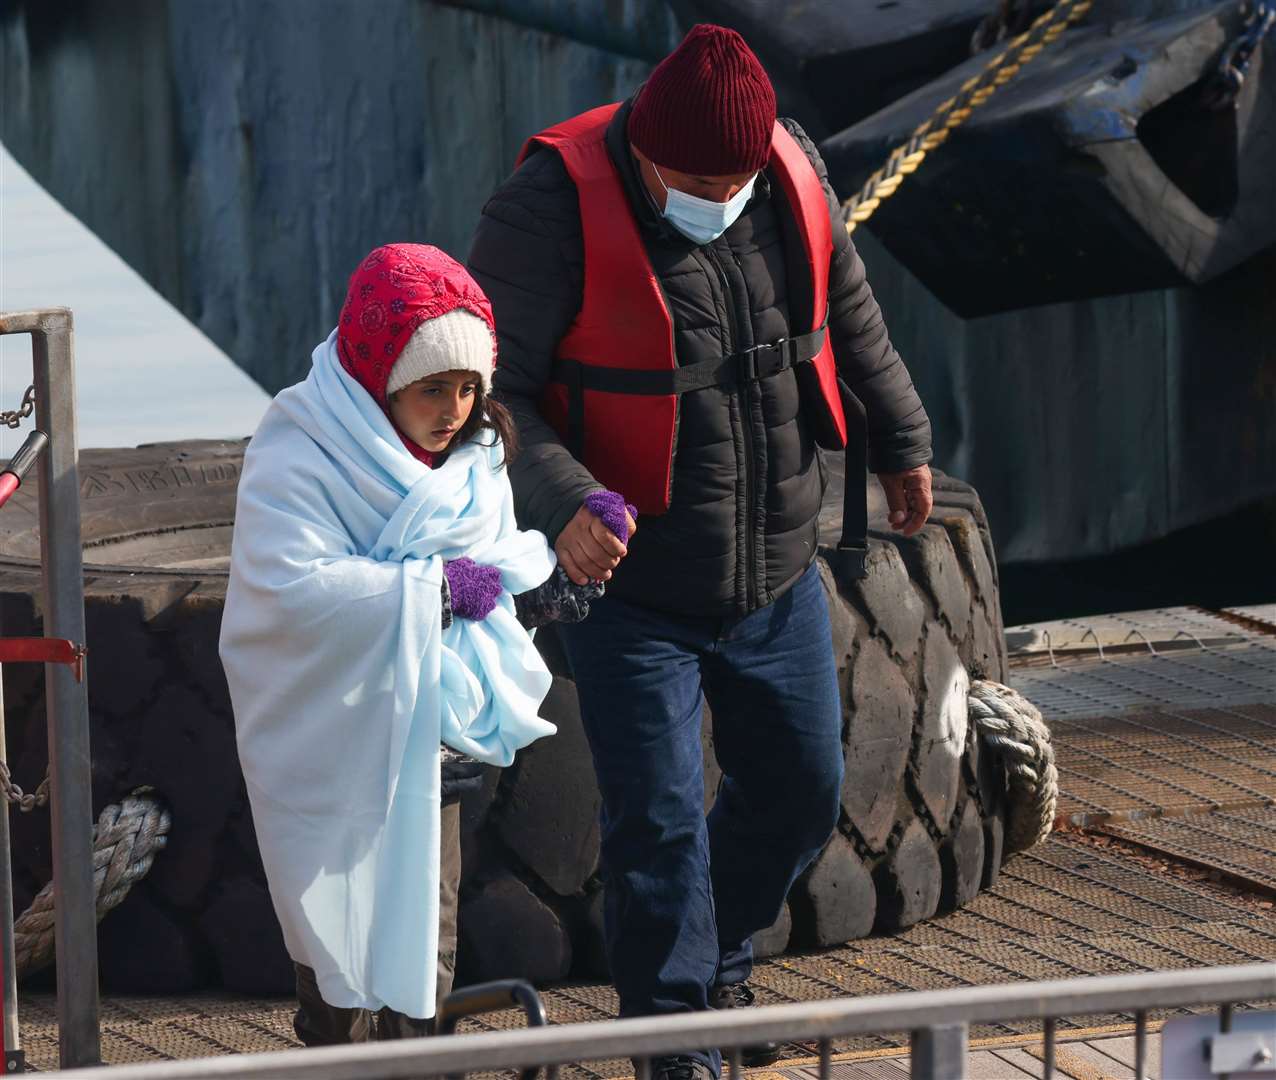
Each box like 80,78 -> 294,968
220,331 -> 557,1019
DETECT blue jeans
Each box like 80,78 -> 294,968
558,564 -> 844,1075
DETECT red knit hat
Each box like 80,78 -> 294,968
337,243 -> 495,410
628,24 -> 776,176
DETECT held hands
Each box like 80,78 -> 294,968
444,489 -> 635,626
877,465 -> 933,538
444,557 -> 603,630
554,491 -> 638,586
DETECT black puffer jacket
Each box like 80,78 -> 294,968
468,100 -> 931,618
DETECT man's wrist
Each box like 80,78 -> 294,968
547,485 -> 606,546
869,451 -> 933,476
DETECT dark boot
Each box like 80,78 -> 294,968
633,1055 -> 717,1080
710,982 -> 781,1067
292,963 -> 373,1046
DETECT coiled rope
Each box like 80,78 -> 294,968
970,679 -> 1058,853
13,788 -> 170,978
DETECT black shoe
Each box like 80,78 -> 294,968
634,1055 -> 716,1080
710,982 -> 782,1067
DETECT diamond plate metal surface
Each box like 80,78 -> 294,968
1227,605 -> 1276,631
1009,642 -> 1276,718
1104,805 -> 1276,893
1005,606 -> 1276,720
1005,607 -> 1262,656
1048,703 -> 1276,824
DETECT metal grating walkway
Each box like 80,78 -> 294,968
1007,605 -> 1276,834
21,834 -> 1272,1073
1104,805 -> 1276,894
1006,606 -> 1276,718
1009,640 -> 1276,718
1229,604 -> 1276,630
1005,607 -> 1267,656
1048,702 -> 1276,824
386,833 -> 1276,1071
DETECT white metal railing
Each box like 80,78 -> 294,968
46,963 -> 1276,1079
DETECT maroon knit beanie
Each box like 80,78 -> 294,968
628,24 -> 776,176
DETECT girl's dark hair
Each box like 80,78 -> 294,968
456,385 -> 520,467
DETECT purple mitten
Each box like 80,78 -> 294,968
443,558 -> 503,621
583,490 -> 638,544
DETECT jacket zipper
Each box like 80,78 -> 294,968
705,243 -> 756,611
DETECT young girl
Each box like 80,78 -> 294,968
219,243 -> 605,1042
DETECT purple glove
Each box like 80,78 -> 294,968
443,558 -> 503,622
584,490 -> 638,544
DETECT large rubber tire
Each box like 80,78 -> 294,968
793,452 -> 1010,943
0,441 -> 261,993
0,440 -> 1007,992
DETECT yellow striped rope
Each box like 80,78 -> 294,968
844,0 -> 1093,233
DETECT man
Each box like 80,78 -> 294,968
469,24 -> 933,1080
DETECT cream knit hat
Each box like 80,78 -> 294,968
386,308 -> 495,396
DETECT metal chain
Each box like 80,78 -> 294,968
1204,1 -> 1275,109
844,0 -> 1093,233
0,385 -> 36,430
0,758 -> 50,812
971,0 -> 1034,54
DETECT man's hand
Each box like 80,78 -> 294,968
555,503 -> 638,585
877,465 -> 933,538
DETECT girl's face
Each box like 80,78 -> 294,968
388,370 -> 480,453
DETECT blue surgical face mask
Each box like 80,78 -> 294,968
653,165 -> 758,245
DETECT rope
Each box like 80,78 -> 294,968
843,0 -> 1093,233
969,679 -> 1058,853
13,788 -> 170,979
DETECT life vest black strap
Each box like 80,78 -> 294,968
551,324 -> 826,398
835,384 -> 870,583
550,322 -> 872,576
561,357 -> 587,462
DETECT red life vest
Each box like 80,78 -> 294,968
517,103 -> 848,515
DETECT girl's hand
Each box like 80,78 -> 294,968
443,558 -> 504,621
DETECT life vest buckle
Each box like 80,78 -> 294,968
736,337 -> 797,383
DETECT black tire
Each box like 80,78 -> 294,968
793,454 -> 1009,939
0,441 -> 265,990
0,441 -> 1007,990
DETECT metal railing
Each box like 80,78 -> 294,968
47,963 -> 1276,1079
0,308 -> 100,1070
